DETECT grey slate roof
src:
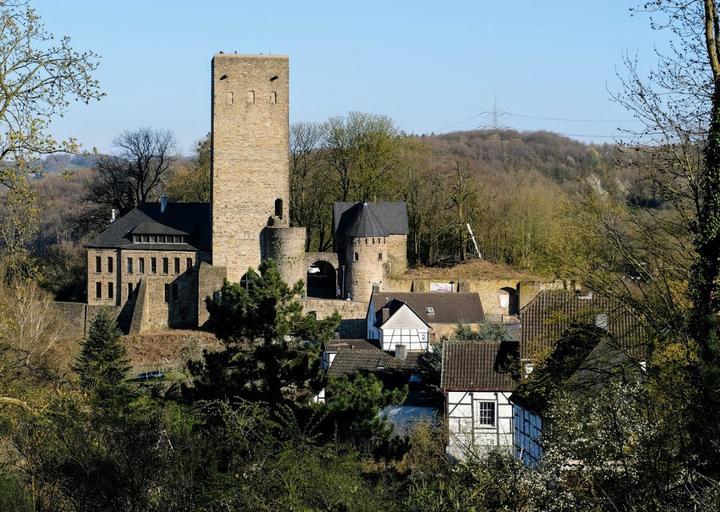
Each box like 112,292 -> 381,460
520,290 -> 647,360
327,348 -> 421,379
324,339 -> 380,352
333,201 -> 409,239
86,202 -> 211,252
441,341 -> 518,391
371,291 -> 485,326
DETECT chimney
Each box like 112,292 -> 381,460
381,307 -> 390,324
110,208 -> 117,223
395,344 -> 407,361
160,194 -> 169,214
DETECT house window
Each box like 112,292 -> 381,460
107,282 -> 114,300
186,257 -> 193,270
95,256 -> 101,273
128,283 -> 133,296
354,252 -> 359,262
95,282 -> 101,299
164,284 -> 170,303
378,252 -> 383,261
174,257 -> 180,274
139,258 -> 145,274
172,282 -> 178,301
107,256 -> 113,273
127,257 -> 133,274
475,401 -> 496,427
275,198 -> 283,218
162,258 -> 169,274
151,257 -> 157,274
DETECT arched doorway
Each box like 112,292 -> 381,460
307,261 -> 337,299
498,286 -> 520,316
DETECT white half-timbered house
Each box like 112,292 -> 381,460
441,341 -> 519,460
367,291 -> 485,351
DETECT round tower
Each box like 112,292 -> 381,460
341,203 -> 390,303
262,223 -> 307,290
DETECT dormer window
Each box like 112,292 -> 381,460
426,306 -> 435,316
133,233 -> 188,244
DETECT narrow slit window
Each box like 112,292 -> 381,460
270,91 -> 277,104
354,252 -> 359,262
247,90 -> 255,103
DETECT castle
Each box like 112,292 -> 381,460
85,54 -> 408,332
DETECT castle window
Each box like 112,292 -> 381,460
95,282 -> 101,299
186,257 -> 193,270
354,252 -> 359,262
151,257 -> 157,274
275,198 -> 283,219
128,283 -> 133,296
270,91 -> 277,104
127,257 -> 133,274
162,258 -> 169,274
164,284 -> 170,303
226,91 -> 233,105
378,252 -> 383,261
95,256 -> 101,273
172,283 -> 179,301
174,257 -> 180,274
107,256 -> 113,273
139,258 -> 145,274
247,90 -> 255,103
107,282 -> 114,300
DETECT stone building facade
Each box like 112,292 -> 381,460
84,53 -> 409,333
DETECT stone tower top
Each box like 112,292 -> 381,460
210,54 -> 290,283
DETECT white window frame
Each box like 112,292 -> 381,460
474,400 -> 496,428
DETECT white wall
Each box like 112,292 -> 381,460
513,404 -> 542,467
446,390 -> 513,460
380,304 -> 429,351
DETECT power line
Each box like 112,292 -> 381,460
504,112 -> 637,123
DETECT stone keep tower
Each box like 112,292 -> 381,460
211,54 -> 290,283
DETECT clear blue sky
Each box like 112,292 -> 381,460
33,0 -> 668,154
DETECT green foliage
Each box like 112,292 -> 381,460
452,322 -> 512,342
74,309 -> 132,406
322,373 -> 407,448
165,135 -> 211,202
191,259 -> 340,406
206,259 -> 339,344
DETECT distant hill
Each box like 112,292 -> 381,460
420,129 -> 636,184
30,153 -> 102,177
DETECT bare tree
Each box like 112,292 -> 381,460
88,128 -> 177,214
0,0 -> 102,186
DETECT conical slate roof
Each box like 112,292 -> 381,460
341,202 -> 389,238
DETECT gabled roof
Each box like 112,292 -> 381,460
324,339 -> 380,352
511,324 -> 640,415
377,299 -> 431,329
333,201 -> 409,239
441,341 -> 518,391
86,202 -> 211,252
520,290 -> 646,360
327,348 -> 421,379
371,291 -> 484,326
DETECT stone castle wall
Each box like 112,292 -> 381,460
344,236 -> 387,303
211,54 -> 290,283
385,235 -> 408,275
263,225 -> 307,289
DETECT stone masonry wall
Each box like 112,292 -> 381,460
385,234 -> 408,275
211,54 -> 290,283
263,225 -> 307,289
345,236 -> 387,303
197,262 -> 227,327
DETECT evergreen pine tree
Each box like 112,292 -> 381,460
74,309 -> 132,405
